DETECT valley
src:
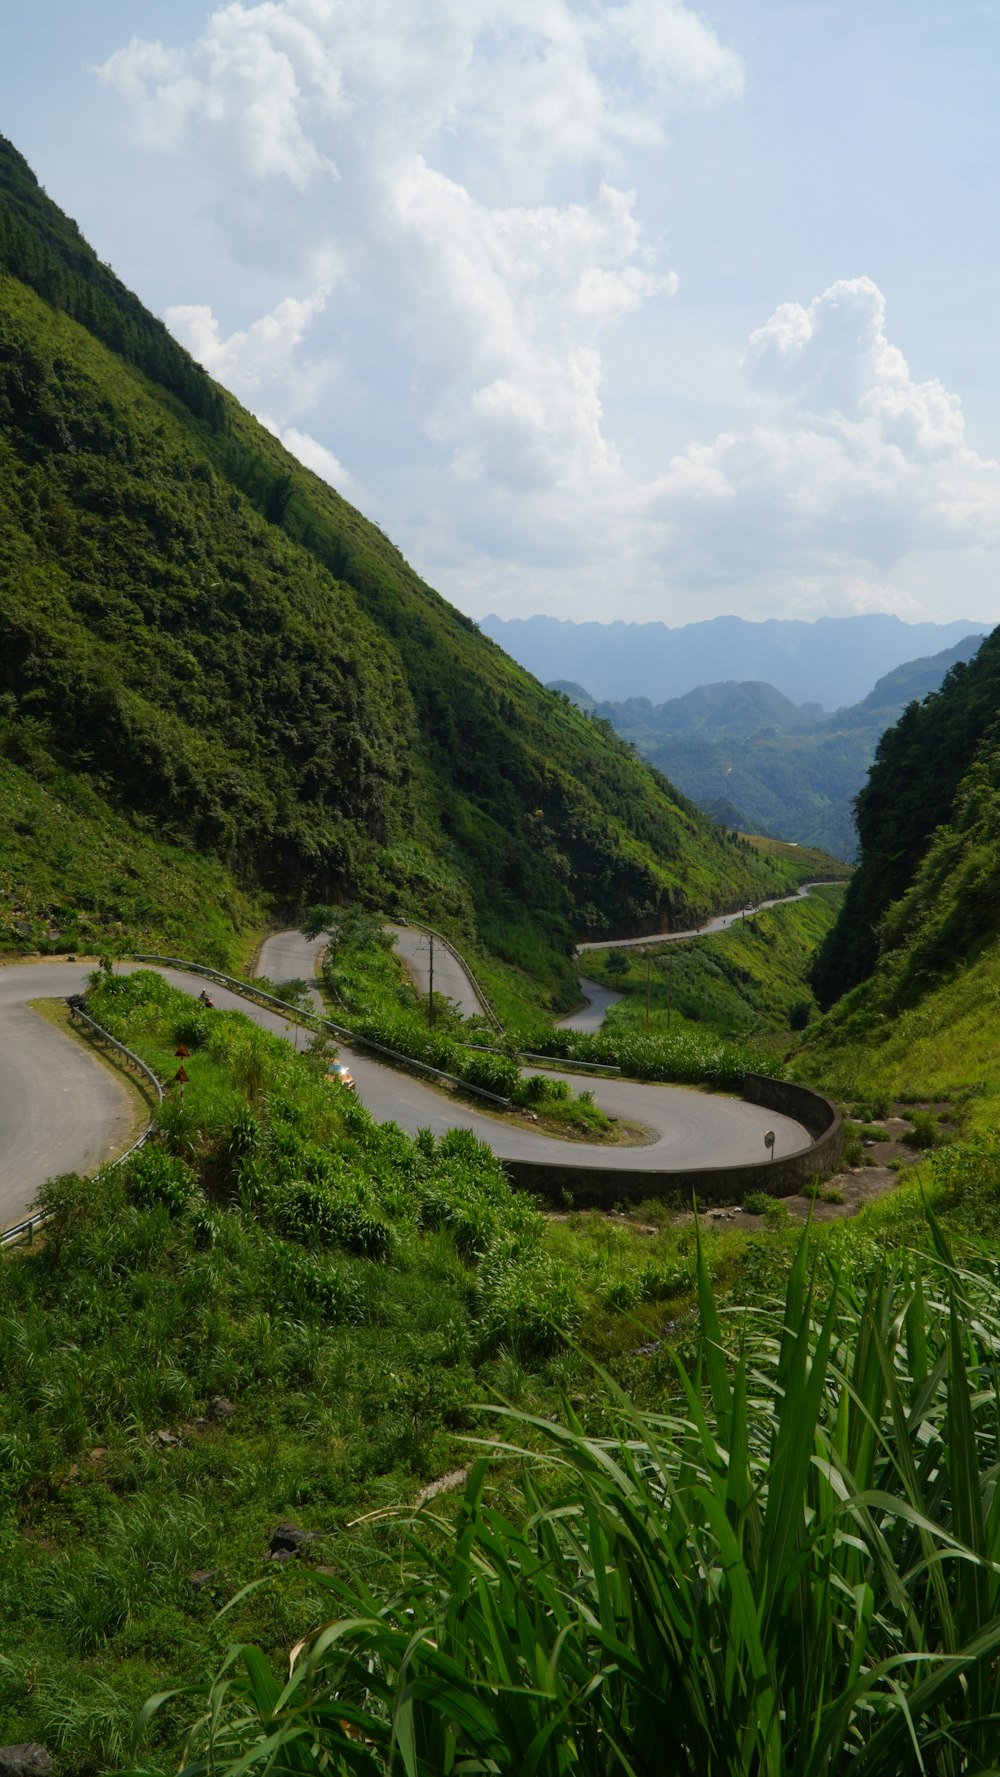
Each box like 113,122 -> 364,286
550,633 -> 985,858
5,129 -> 1000,1776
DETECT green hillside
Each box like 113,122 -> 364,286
0,135 -> 787,984
794,628 -> 1000,1120
811,629 -> 1000,1009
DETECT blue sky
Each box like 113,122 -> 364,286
5,1 -> 1000,630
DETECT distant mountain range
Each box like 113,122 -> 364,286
482,613 -> 987,710
549,634 -> 987,858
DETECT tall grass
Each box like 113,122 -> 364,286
156,1214 -> 1000,1775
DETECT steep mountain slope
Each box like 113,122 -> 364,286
810,627 -> 1000,1012
0,137 -> 783,974
800,735 -> 1000,1117
485,611 -> 985,707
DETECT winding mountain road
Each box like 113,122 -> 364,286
1,925 -> 812,1231
575,882 -> 832,952
255,929 -> 807,1170
558,884 -> 835,1030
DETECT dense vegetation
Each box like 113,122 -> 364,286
6,964 -> 1000,1773
0,970 -> 579,1766
10,919 -> 1000,1771
552,635 -> 983,858
797,737 -> 1000,1121
0,965 -> 821,1770
0,752 -> 264,964
811,627 -> 1000,1008
0,134 -> 791,982
11,126 -> 1000,1775
161,1221 -> 1000,1776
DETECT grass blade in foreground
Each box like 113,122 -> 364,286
146,1226 -> 1000,1776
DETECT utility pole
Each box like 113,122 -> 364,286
645,953 -> 651,1029
428,933 -> 435,1028
666,949 -> 673,1030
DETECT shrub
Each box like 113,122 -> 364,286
271,1243 -> 364,1322
742,1190 -> 773,1215
905,1109 -> 941,1149
515,1073 -> 570,1108
473,1250 -> 581,1359
273,1178 -> 394,1263
122,1146 -> 197,1217
848,1096 -> 891,1121
459,1049 -> 519,1100
173,1011 -> 209,1050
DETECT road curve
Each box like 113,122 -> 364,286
253,929 -> 326,1013
0,960 -> 137,1230
1,942 -> 811,1229
557,975 -> 623,1034
383,923 -> 487,1021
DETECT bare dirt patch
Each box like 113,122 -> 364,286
696,1101 -> 953,1232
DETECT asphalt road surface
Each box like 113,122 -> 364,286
383,923 -> 487,1020
253,930 -> 808,1169
0,960 -> 136,1230
255,929 -> 326,1013
2,941 -> 810,1229
557,975 -> 624,1034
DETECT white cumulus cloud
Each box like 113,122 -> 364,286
165,288 -> 332,421
97,7 -> 1000,625
98,0 -> 728,512
645,278 -> 1000,600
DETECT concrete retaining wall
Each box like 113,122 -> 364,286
502,1073 -> 843,1209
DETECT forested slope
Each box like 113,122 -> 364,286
811,628 -> 1000,1008
0,135 -> 783,973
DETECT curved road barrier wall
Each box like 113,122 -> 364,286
501,1074 -> 843,1209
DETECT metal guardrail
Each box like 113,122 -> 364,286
521,1050 -> 621,1075
463,1042 -> 621,1076
1,999 -> 164,1251
130,955 -> 514,1109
